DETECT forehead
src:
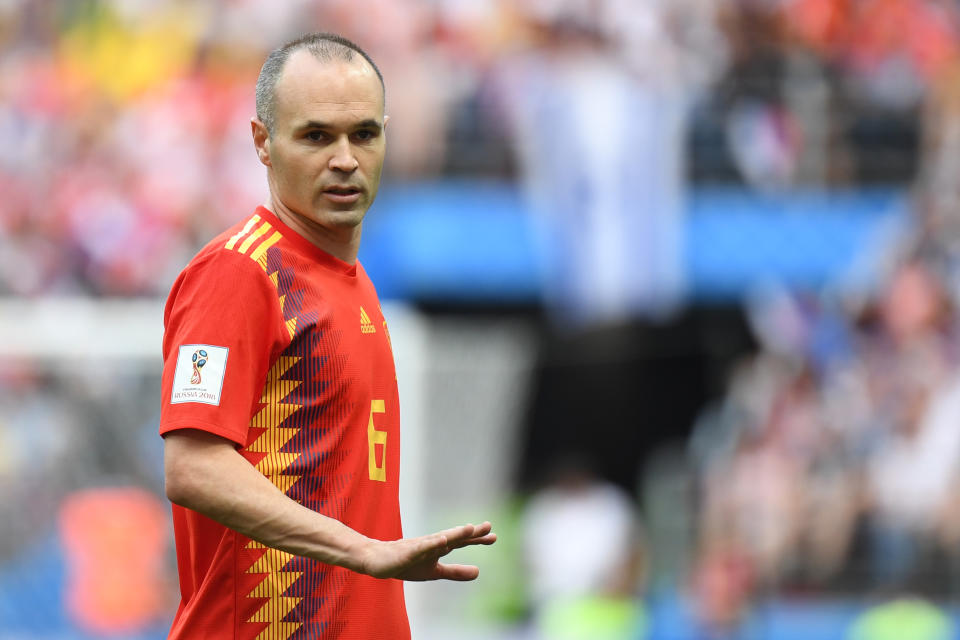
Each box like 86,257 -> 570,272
273,50 -> 384,127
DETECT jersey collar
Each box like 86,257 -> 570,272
255,206 -> 358,277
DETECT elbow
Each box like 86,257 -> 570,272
164,458 -> 191,507
164,443 -> 200,509
162,429 -> 236,513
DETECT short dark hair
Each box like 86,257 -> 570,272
255,32 -> 385,135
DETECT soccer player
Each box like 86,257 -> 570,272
159,33 -> 496,639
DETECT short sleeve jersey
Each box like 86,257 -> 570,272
159,207 -> 409,640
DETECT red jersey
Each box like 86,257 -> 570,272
159,206 -> 409,640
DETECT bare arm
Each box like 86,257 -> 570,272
164,429 -> 496,581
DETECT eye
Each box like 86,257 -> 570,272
306,130 -> 328,142
353,129 -> 377,142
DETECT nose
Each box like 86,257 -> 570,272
329,136 -> 359,173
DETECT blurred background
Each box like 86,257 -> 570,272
4,0 -> 960,638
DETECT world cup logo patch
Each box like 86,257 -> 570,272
190,349 -> 208,384
171,344 -> 228,406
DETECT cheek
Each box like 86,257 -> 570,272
364,152 -> 386,179
276,153 -> 319,185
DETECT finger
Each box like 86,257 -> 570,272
408,533 -> 450,559
447,532 -> 497,550
437,521 -> 492,545
435,523 -> 477,545
433,563 -> 481,581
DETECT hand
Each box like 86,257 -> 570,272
358,522 -> 497,581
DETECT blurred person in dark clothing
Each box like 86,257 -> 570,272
500,0 -> 727,508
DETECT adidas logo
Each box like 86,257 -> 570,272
360,307 -> 377,334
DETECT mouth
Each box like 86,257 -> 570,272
321,185 -> 362,205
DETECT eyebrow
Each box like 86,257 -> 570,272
297,119 -> 383,132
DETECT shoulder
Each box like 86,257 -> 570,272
354,260 -> 378,291
164,213 -> 286,318
177,214 -> 278,285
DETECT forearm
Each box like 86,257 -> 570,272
164,430 -> 370,572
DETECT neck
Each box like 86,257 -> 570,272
265,199 -> 362,264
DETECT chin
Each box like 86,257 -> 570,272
320,208 -> 366,228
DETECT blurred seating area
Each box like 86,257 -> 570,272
685,256 -> 960,636
3,0 -> 958,296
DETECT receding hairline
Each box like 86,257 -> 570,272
255,32 -> 385,134
280,49 -> 383,96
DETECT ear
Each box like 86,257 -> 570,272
383,114 -> 390,130
251,118 -> 271,167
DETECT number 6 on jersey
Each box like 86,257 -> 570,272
368,399 -> 387,481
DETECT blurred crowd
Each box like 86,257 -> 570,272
681,1 -> 960,634
499,0 -> 960,637
688,253 -> 960,633
2,0 -> 958,296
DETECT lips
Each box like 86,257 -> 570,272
321,185 -> 362,204
323,185 -> 360,195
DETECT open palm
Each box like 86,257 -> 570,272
361,522 -> 497,581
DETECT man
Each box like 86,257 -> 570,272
159,33 -> 495,639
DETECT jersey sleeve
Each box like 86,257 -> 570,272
159,250 -> 288,446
